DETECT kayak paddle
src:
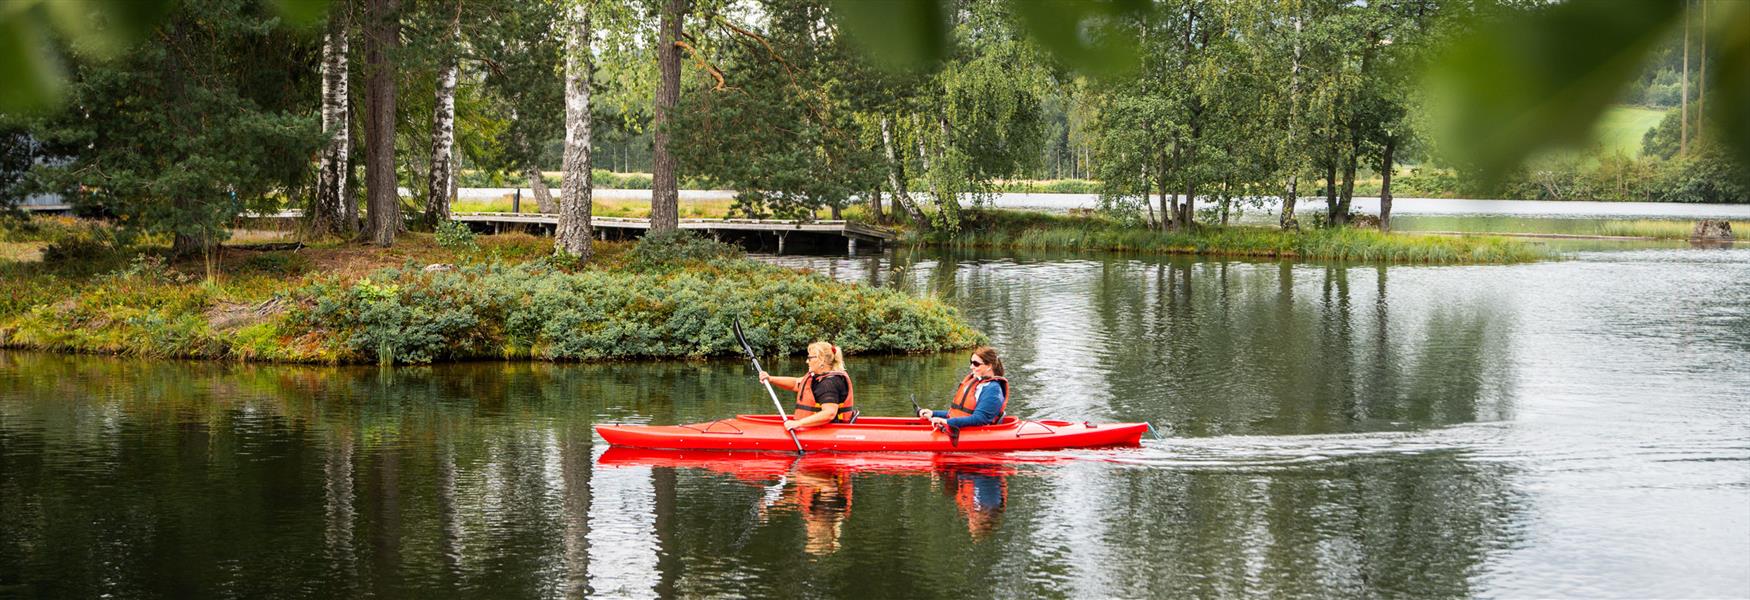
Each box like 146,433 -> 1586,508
912,393 -> 958,447
732,319 -> 805,453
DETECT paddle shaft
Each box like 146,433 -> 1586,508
734,321 -> 805,453
750,356 -> 805,452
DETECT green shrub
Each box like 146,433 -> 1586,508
281,258 -> 982,364
39,221 -> 120,263
629,230 -> 744,267
434,220 -> 479,251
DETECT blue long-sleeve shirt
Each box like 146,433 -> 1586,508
931,380 -> 1005,428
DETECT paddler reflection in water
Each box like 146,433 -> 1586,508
761,466 -> 853,556
760,341 -> 857,430
939,465 -> 1010,540
916,346 -> 1009,430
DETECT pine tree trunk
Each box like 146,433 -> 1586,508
1180,177 -> 1197,231
866,185 -> 883,223
556,0 -> 594,259
1379,136 -> 1396,232
1681,0 -> 1690,157
648,0 -> 684,233
425,26 -> 458,227
880,116 -> 930,230
364,0 -> 400,246
528,167 -> 556,213
1699,0 -> 1707,141
314,7 -> 351,236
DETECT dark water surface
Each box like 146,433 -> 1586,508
4,247 -> 1748,598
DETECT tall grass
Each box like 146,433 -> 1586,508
1593,219 -> 1746,239
930,210 -> 1548,264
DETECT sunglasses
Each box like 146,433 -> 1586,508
969,359 -> 985,367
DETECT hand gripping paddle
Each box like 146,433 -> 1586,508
733,319 -> 805,453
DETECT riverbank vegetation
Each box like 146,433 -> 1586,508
0,224 -> 981,364
927,211 -> 1548,264
5,0 -> 1744,264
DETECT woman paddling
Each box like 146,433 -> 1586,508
760,341 -> 857,430
916,347 -> 1009,429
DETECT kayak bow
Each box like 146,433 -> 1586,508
595,415 -> 1147,452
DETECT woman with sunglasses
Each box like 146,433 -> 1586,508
916,346 -> 1009,429
760,341 -> 857,430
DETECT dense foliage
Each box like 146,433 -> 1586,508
0,231 -> 983,364
2,0 -> 324,254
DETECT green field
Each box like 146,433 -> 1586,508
1592,106 -> 1667,157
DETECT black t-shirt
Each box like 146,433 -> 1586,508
810,374 -> 848,406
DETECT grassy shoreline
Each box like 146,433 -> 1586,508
925,210 -> 1550,264
0,223 -> 982,364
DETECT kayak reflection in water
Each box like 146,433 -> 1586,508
761,466 -> 853,556
939,465 -> 1012,540
916,347 -> 1009,430
760,341 -> 858,430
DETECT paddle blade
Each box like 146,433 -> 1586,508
731,319 -> 756,358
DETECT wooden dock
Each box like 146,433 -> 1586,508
236,210 -> 895,253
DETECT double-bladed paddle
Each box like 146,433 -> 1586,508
733,319 -> 805,453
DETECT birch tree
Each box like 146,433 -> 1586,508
425,5 -> 461,225
556,0 -> 595,258
313,4 -> 353,236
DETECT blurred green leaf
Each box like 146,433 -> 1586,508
42,0 -> 178,57
0,0 -> 176,112
1709,1 -> 1750,164
1009,0 -> 1145,78
0,16 -> 64,113
1428,1 -> 1680,180
829,0 -> 951,71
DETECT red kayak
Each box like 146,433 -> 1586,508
597,446 -> 1044,476
594,414 -> 1148,452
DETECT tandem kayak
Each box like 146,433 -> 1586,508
594,414 -> 1148,452
597,446 -> 1043,476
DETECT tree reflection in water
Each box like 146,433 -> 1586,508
0,241 -> 1531,600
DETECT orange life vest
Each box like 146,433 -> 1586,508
793,370 -> 856,423
948,374 -> 1008,421
796,472 -> 853,521
953,472 -> 1008,515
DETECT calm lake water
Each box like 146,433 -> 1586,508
4,245 -> 1749,598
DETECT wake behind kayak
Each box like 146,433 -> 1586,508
594,414 -> 1147,452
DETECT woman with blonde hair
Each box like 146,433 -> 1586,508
760,341 -> 857,430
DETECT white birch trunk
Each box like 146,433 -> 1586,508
315,8 -> 351,235
880,116 -> 929,229
425,37 -> 458,225
1281,13 -> 1301,230
556,0 -> 594,258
